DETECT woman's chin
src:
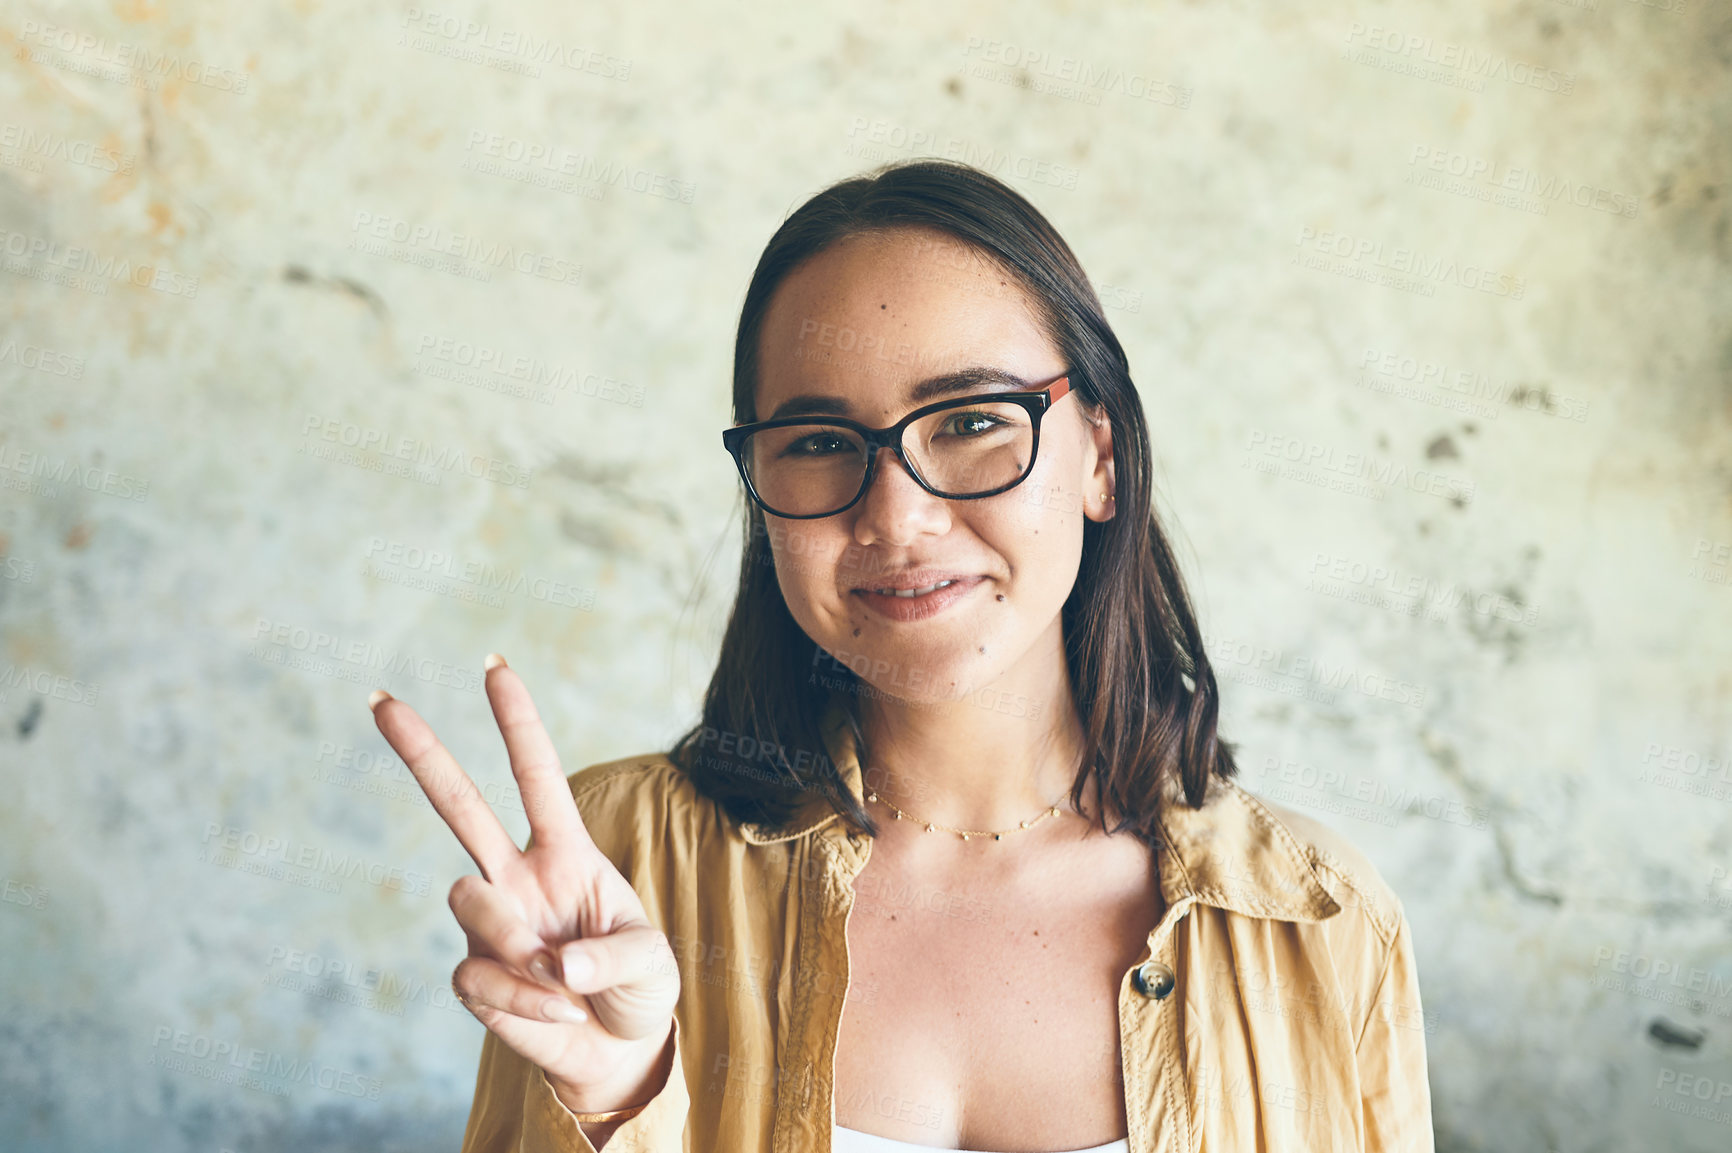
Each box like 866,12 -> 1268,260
851,674 -> 984,713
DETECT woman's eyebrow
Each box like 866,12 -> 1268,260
767,366 -> 1031,420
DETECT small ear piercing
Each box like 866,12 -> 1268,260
1101,492 -> 1114,501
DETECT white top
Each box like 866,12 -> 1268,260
833,1125 -> 1130,1153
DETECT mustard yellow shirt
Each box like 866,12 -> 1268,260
459,700 -> 1436,1152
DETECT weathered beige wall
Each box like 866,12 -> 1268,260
1,0 -> 1728,1149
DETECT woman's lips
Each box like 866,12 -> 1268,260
851,576 -> 985,621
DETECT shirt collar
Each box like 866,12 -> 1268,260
738,696 -> 1342,924
737,696 -> 862,846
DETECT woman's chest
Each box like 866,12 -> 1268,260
832,838 -> 1162,1151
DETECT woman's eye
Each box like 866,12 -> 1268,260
941,412 -> 1001,437
786,432 -> 853,456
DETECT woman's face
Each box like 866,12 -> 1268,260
753,227 -> 1116,707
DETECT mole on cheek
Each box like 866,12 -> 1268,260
853,627 -> 861,637
995,594 -> 1005,602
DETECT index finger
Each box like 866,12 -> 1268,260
369,690 -> 523,882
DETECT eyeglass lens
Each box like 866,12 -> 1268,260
741,398 -> 1036,517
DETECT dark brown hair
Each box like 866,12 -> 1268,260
668,158 -> 1238,843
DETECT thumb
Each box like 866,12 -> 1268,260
561,922 -> 678,997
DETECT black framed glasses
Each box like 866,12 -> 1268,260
721,372 -> 1075,520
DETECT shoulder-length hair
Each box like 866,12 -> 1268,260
668,158 -> 1238,844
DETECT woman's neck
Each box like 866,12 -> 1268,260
854,647 -> 1091,837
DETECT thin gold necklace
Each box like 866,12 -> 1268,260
864,783 -> 1074,841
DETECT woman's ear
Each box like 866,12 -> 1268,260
1083,404 -> 1116,523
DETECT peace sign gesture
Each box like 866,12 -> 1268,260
368,654 -> 679,1118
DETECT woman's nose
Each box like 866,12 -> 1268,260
851,445 -> 950,546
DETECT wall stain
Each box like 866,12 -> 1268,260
17,698 -> 43,739
1646,1017 -> 1706,1050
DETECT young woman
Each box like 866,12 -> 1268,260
368,160 -> 1436,1152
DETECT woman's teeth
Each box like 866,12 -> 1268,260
874,579 -> 956,598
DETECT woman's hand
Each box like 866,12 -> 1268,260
368,654 -> 680,1111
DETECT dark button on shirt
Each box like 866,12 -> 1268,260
1132,959 -> 1176,1000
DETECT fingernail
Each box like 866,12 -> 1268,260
563,946 -> 595,986
367,689 -> 393,712
528,951 -> 561,989
542,996 -> 587,1025
484,653 -> 507,671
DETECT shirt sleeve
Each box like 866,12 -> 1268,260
1354,908 -> 1436,1153
461,1013 -> 691,1153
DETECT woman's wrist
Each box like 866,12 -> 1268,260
550,1019 -> 677,1121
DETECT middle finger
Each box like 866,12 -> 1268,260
482,659 -> 589,859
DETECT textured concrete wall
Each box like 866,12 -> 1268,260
1,1 -> 1728,1150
